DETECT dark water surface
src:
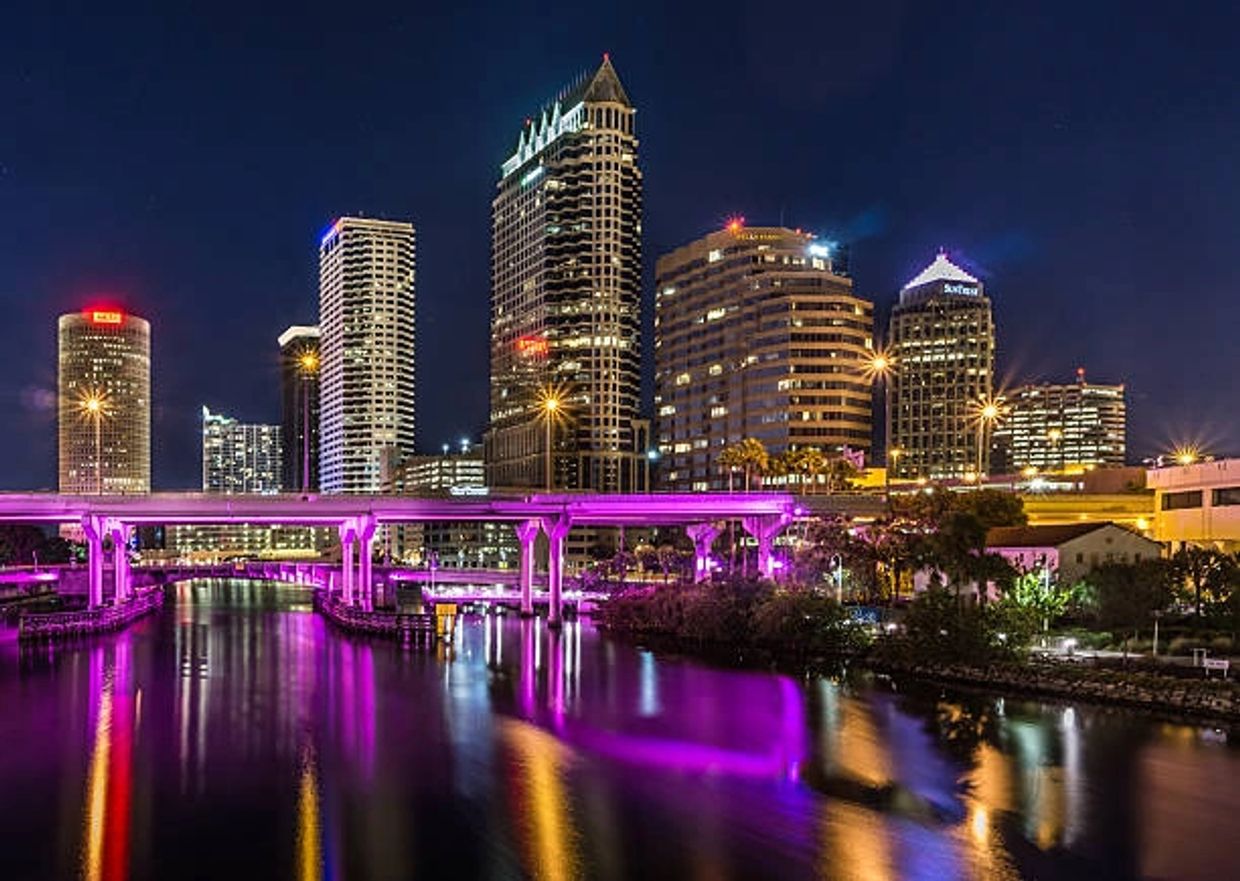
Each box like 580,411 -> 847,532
0,580 -> 1236,880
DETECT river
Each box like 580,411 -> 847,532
0,579 -> 1234,880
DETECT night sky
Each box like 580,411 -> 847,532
2,2 -> 1237,490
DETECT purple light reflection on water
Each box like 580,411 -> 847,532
0,581 -> 1238,880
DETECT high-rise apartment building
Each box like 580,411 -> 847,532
994,371 -> 1127,472
888,252 -> 995,480
318,217 -> 416,493
166,407 -> 321,561
486,56 -> 647,492
654,224 -> 873,491
201,406 -> 282,494
382,442 -> 515,569
58,307 -> 151,495
279,325 -> 320,492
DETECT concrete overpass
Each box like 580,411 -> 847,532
0,492 -> 803,625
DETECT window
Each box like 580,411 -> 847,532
1161,490 -> 1203,510
1213,486 -> 1240,506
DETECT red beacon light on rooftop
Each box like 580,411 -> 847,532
725,216 -> 745,234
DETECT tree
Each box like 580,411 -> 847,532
1005,570 -> 1081,631
1170,547 -> 1239,622
719,438 -> 769,491
952,489 -> 1027,529
0,525 -> 70,566
1084,559 -> 1175,630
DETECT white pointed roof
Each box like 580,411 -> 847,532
903,252 -> 978,290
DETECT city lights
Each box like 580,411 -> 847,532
1173,446 -> 1200,466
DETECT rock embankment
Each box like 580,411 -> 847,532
871,658 -> 1239,722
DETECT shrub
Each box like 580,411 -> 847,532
891,588 -> 1033,664
750,591 -> 867,655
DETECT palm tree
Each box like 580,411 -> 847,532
797,447 -> 827,495
719,438 -> 769,492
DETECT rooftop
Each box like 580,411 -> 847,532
903,252 -> 979,290
986,522 -> 1127,548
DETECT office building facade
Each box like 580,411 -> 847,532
58,307 -> 151,495
995,372 -> 1126,472
279,325 -> 320,492
383,444 -> 516,570
888,253 -> 995,480
319,216 -> 416,493
201,406 -> 282,494
654,224 -> 873,491
486,56 -> 646,492
166,407 -> 324,560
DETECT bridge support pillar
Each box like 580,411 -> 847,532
357,515 -> 377,611
339,522 -> 357,606
742,514 -> 791,580
685,522 -> 721,583
81,515 -> 106,609
540,514 -> 571,628
515,519 -> 540,617
107,521 -> 133,604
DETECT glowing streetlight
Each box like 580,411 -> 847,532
1173,446 -> 1199,467
1046,427 -> 1064,473
537,386 -> 567,492
297,349 -> 319,490
865,350 -> 897,490
971,395 -> 1005,480
78,391 -> 111,495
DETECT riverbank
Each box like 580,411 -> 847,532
867,656 -> 1240,723
597,626 -> 1240,724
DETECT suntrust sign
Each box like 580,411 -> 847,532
943,283 -> 979,296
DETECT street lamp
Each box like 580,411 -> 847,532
866,351 -> 895,479
537,386 -> 565,492
971,396 -> 1004,480
78,391 -> 111,495
298,350 -> 318,491
886,447 -> 901,497
1172,446 -> 1199,467
1046,427 -> 1063,473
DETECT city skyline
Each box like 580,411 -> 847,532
4,5 -> 1238,488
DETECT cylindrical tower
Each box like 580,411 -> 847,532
58,307 -> 151,495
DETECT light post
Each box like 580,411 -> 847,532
79,393 -> 109,495
972,397 -> 1003,481
1047,427 -> 1063,474
867,351 -> 895,489
1152,610 -> 1163,657
645,448 -> 659,492
831,553 -> 844,603
299,351 -> 318,490
541,395 -> 561,491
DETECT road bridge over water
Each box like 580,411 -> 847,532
0,492 -> 817,625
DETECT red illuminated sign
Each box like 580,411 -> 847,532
516,335 -> 549,358
86,310 -> 124,325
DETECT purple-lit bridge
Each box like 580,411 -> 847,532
0,492 -> 805,625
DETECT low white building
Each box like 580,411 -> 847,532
985,522 -> 1161,586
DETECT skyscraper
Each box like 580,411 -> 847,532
58,307 -> 151,495
888,252 -> 995,480
278,325 -> 320,492
167,407 -> 320,560
994,371 -> 1127,472
486,56 -> 646,492
201,406 -> 282,493
318,217 -> 416,494
654,224 -> 873,491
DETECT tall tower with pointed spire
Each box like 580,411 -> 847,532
888,252 -> 995,480
486,56 -> 647,492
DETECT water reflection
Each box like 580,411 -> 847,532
82,637 -> 136,881
0,581 -> 1235,880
